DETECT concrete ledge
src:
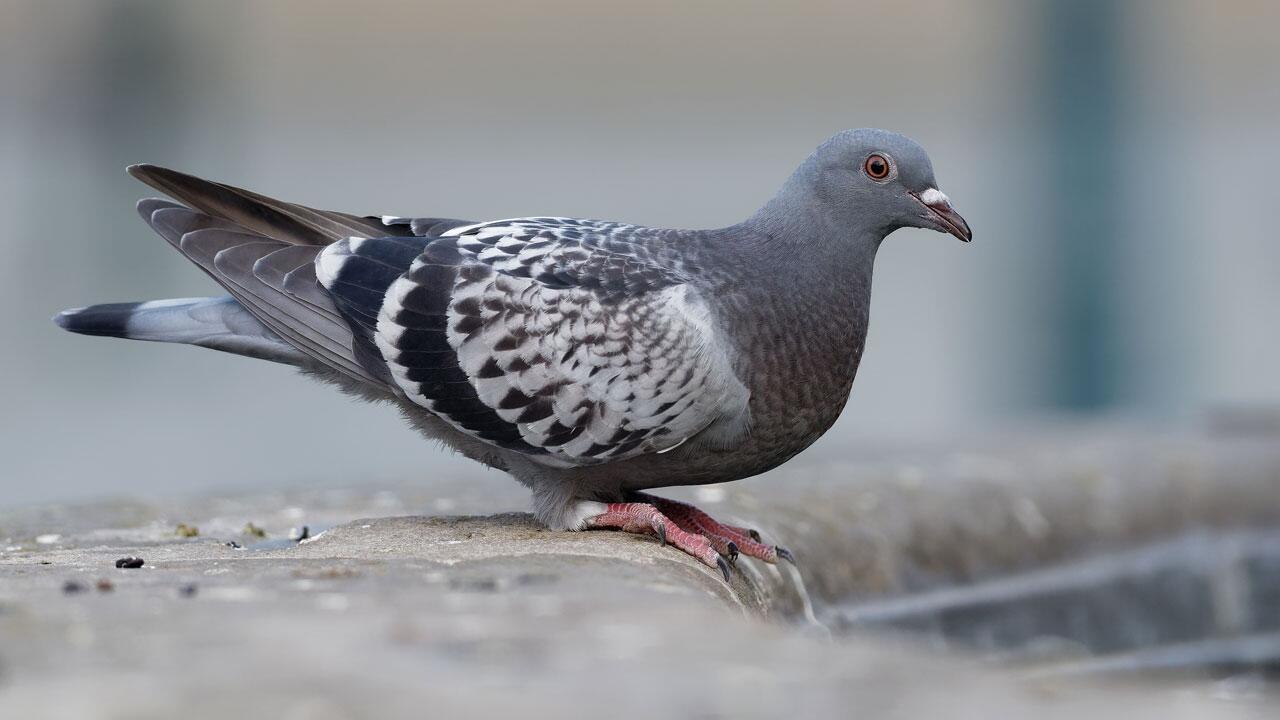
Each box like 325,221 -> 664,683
288,513 -> 806,617
0,508 -> 1255,719
2,425 -> 1278,716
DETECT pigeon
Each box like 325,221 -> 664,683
55,129 -> 970,579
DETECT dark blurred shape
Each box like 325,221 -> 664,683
1040,0 -> 1122,410
835,529 -> 1280,676
62,580 -> 87,594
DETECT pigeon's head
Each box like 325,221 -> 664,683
789,128 -> 972,243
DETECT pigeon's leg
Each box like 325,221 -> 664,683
634,492 -> 795,565
583,502 -> 731,581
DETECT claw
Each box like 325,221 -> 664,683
748,529 -> 762,542
726,541 -> 739,566
776,546 -> 797,565
655,521 -> 667,547
715,555 -> 731,583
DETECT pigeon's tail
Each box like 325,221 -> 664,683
53,296 -> 307,365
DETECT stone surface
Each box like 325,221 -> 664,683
2,424 -> 1279,717
0,511 -> 1255,719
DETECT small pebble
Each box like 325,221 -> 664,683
178,584 -> 198,598
95,579 -> 114,593
289,526 -> 310,542
115,557 -> 145,569
225,540 -> 242,549
62,580 -> 86,595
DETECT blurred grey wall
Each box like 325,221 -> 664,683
1,1 -> 1277,506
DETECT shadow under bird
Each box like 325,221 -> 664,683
55,129 -> 971,579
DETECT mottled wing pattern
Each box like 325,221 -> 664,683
317,218 -> 749,467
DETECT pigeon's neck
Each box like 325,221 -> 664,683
729,203 -> 880,359
740,184 -> 885,279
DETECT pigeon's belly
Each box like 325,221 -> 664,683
606,331 -> 865,490
606,397 -> 851,490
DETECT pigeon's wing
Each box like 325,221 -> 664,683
136,199 -> 393,385
317,218 -> 751,466
379,216 -> 478,238
128,164 -> 422,245
127,166 -> 467,386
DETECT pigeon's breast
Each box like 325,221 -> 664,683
732,284 -> 868,467
612,270 -> 871,488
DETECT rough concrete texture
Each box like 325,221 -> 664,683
752,426 -> 1280,603
1,424 -> 1278,718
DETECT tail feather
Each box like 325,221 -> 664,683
53,297 -> 307,365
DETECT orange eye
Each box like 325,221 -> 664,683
863,153 -> 891,180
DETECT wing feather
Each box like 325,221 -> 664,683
321,218 -> 749,467
129,164 -> 409,244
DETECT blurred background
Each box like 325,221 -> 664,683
1,0 -> 1277,506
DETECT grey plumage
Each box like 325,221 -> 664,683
55,129 -> 970,533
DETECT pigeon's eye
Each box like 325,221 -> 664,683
863,153 -> 891,181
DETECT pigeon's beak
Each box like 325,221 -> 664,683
911,188 -> 972,243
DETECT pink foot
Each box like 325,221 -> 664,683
634,492 -> 795,566
582,495 -> 794,580
584,502 -> 731,581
